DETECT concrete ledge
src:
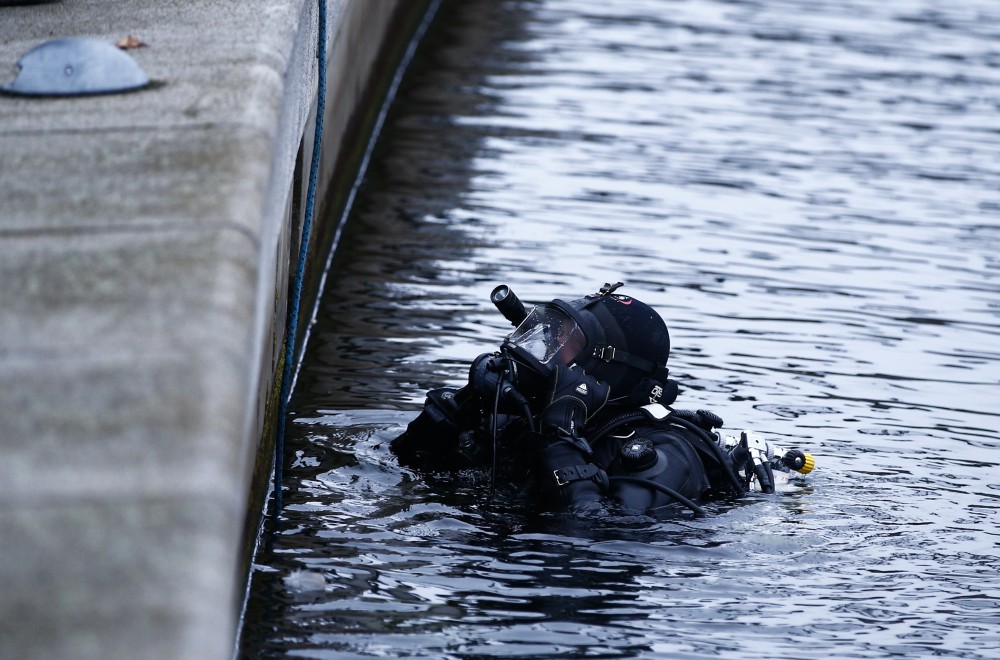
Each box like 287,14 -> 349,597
0,0 -> 431,657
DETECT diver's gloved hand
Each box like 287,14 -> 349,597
391,386 -> 480,468
540,365 -> 610,438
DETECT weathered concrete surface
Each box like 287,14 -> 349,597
0,1 -> 429,658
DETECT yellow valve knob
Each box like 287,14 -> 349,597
795,452 -> 815,475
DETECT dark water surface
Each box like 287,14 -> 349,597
240,0 -> 1000,657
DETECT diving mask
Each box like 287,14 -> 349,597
504,305 -> 588,370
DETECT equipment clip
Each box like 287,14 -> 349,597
594,346 -> 617,362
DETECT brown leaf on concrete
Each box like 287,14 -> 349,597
116,35 -> 147,50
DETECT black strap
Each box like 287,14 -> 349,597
551,463 -> 602,487
591,345 -> 659,374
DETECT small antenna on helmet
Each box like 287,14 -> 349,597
600,281 -> 624,295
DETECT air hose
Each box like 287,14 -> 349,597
667,415 -> 747,496
608,476 -> 707,517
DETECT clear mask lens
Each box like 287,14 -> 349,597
506,305 -> 587,367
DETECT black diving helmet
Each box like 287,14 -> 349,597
500,282 -> 678,406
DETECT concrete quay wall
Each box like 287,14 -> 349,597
0,1 -> 431,658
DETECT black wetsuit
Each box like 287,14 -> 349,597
390,385 -> 748,516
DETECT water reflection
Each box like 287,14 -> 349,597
242,0 -> 1000,657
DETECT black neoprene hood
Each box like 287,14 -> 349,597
552,292 -> 671,397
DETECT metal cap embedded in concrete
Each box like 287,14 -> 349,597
2,37 -> 149,97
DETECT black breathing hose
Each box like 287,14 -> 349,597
588,410 -> 647,444
608,476 -> 707,517
489,371 -> 503,501
667,415 -> 746,496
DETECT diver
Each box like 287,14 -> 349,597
390,282 -> 814,517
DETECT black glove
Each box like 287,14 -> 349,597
540,365 -> 610,438
390,386 -> 480,468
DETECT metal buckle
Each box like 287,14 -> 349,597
594,346 -> 616,362
553,468 -> 569,486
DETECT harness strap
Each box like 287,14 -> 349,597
551,463 -> 603,487
591,344 -> 659,374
